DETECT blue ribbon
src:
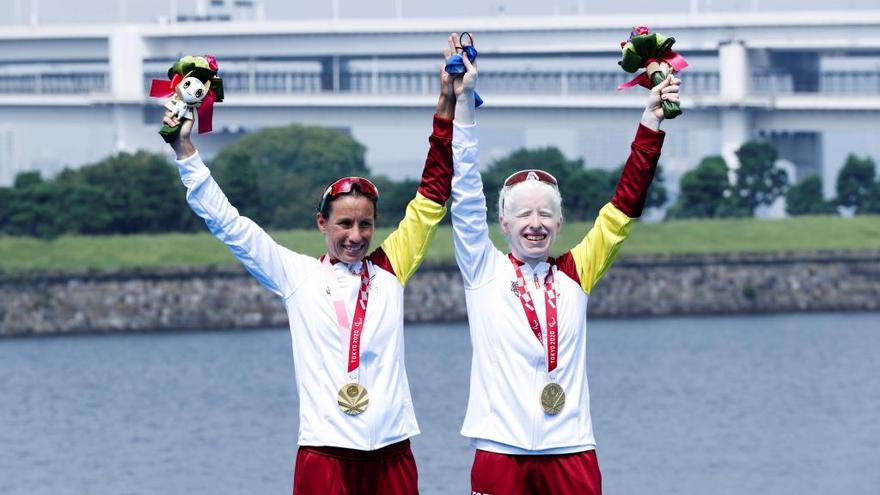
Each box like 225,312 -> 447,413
445,45 -> 483,107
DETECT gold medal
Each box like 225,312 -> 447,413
540,382 -> 565,415
337,383 -> 370,415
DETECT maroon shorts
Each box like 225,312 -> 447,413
292,439 -> 418,495
471,448 -> 602,495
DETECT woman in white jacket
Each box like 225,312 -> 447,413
449,33 -> 681,494
160,38 -> 465,495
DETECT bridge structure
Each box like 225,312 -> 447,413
1,11 -> 879,199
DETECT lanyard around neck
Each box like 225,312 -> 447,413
509,254 -> 558,373
322,256 -> 371,376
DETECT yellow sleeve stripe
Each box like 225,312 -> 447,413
569,203 -> 633,294
379,192 -> 446,286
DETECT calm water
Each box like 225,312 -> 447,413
1,313 -> 878,495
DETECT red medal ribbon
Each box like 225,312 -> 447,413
509,255 -> 558,373
322,256 -> 371,374
348,261 -> 370,372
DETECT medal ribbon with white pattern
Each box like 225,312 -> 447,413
322,255 -> 371,416
508,254 -> 565,415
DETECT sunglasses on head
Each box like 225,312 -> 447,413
503,169 -> 559,189
318,177 -> 380,213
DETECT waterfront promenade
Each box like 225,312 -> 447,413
2,250 -> 878,336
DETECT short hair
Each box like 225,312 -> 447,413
497,180 -> 563,223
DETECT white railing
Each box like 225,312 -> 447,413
5,69 -> 877,97
0,73 -> 108,94
751,70 -> 795,94
143,70 -> 722,96
752,70 -> 880,94
820,71 -> 880,94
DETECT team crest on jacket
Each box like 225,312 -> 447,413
509,280 -> 521,296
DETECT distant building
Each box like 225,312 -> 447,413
0,11 -> 878,201
172,0 -> 264,23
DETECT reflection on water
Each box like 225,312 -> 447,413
0,312 -> 878,495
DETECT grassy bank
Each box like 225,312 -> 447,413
1,215 -> 878,273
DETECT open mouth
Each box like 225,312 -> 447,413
342,243 -> 365,255
523,233 -> 547,242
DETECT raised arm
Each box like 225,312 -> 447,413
369,51 -> 456,286
557,75 -> 679,293
164,111 -> 306,299
447,33 -> 496,288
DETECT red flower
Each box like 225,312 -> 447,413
623,26 -> 651,47
204,55 -> 218,72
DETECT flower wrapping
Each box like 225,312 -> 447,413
617,27 -> 687,119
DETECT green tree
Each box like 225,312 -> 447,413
667,156 -> 731,218
56,177 -> 115,234
785,175 -> 837,216
371,177 -> 420,227
211,124 -> 368,229
0,154 -> 192,237
13,171 -> 43,189
646,164 -> 669,210
0,186 -> 11,229
565,168 -> 617,221
864,183 -> 880,214
74,152 -> 187,234
482,147 -> 586,220
836,154 -> 877,213
3,171 -> 64,238
608,163 -> 669,212
216,149 -> 262,221
482,146 -> 645,222
731,141 -> 788,214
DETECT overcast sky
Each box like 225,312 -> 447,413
1,0 -> 878,25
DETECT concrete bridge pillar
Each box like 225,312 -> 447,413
718,40 -> 750,174
109,26 -> 145,154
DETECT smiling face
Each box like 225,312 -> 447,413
177,76 -> 208,104
316,194 -> 376,264
499,181 -> 563,265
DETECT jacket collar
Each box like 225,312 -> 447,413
322,254 -> 364,275
507,253 -> 554,273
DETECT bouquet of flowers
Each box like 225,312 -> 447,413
617,26 -> 687,119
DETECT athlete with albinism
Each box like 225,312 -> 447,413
161,36 -> 465,495
448,32 -> 681,494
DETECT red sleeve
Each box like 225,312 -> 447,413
416,114 -> 454,204
554,252 -> 580,286
610,124 -> 665,218
368,247 -> 395,276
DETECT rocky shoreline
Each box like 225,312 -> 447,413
2,251 -> 878,336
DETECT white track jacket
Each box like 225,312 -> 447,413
175,116 -> 453,451
451,121 -> 665,454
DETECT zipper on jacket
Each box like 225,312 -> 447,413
365,366 -> 375,450
530,356 -> 543,450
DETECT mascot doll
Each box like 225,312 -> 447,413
150,55 -> 224,143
